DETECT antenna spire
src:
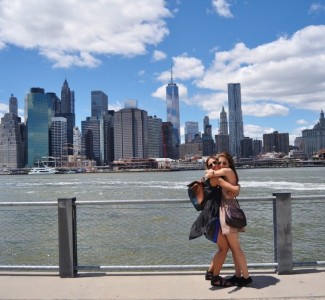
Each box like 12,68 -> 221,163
170,62 -> 174,83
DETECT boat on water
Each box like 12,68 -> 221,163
28,166 -> 58,175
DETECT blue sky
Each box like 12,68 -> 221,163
1,0 -> 325,145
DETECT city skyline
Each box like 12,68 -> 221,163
1,1 -> 325,145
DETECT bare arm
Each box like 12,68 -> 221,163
218,177 -> 240,197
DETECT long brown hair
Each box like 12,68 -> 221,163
217,152 -> 239,184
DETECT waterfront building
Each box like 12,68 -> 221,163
57,79 -> 75,155
100,110 -> 115,164
253,139 -> 262,156
263,131 -> 289,155
47,92 -> 61,116
91,90 -> 108,118
185,121 -> 199,143
147,115 -> 163,158
51,117 -> 68,166
161,122 -> 174,159
202,116 -> 214,155
302,110 -> 325,157
219,106 -> 228,135
25,88 -> 52,167
179,142 -> 203,159
73,126 -> 82,156
203,116 -> 212,136
166,66 -> 180,158
0,95 -> 24,168
228,83 -> 244,158
294,137 -> 303,150
215,106 -> 230,154
240,137 -> 254,158
81,117 -> 100,164
61,79 -> 74,114
215,133 -> 229,154
179,133 -> 203,159
114,106 -> 148,160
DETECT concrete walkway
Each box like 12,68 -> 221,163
0,268 -> 324,300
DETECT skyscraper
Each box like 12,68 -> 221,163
58,79 -> 75,155
228,83 -> 244,158
114,105 -> 148,160
219,106 -> 228,134
203,116 -> 212,136
166,65 -> 180,158
0,95 -> 24,168
25,88 -> 52,167
9,94 -> 18,115
185,121 -> 199,143
215,106 -> 230,153
91,90 -> 108,118
147,115 -> 163,158
81,117 -> 100,164
61,79 -> 73,114
51,117 -> 68,166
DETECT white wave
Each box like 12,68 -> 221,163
240,181 -> 325,190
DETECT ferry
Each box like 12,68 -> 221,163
28,166 -> 58,175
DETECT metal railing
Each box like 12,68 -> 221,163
0,194 -> 324,277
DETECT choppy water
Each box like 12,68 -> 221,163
1,167 -> 325,202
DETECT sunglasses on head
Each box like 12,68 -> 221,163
208,161 -> 218,169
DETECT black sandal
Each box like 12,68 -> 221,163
227,275 -> 242,286
237,276 -> 253,287
205,270 -> 213,280
211,275 -> 234,287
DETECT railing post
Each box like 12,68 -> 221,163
58,197 -> 77,278
273,193 -> 293,274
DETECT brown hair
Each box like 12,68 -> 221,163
217,152 -> 239,184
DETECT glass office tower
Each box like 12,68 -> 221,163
166,68 -> 180,159
91,90 -> 108,118
25,88 -> 52,167
227,83 -> 244,158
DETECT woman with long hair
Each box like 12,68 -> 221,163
205,152 -> 252,287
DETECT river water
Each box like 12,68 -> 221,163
0,167 -> 324,268
1,167 -> 325,202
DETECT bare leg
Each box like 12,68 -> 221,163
212,230 -> 229,276
226,233 -> 250,278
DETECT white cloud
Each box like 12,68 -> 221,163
152,83 -> 188,101
0,0 -> 171,68
309,3 -> 325,14
196,25 -> 325,117
296,119 -> 308,125
243,103 -> 289,117
212,0 -> 234,18
0,103 -> 9,116
152,50 -> 167,62
156,54 -> 205,82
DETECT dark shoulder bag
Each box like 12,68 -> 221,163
225,198 -> 247,228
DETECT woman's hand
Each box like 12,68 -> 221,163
205,169 -> 215,179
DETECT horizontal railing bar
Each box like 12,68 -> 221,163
1,261 -> 324,272
0,195 -> 324,207
77,263 -> 279,272
0,202 -> 57,206
0,266 -> 59,271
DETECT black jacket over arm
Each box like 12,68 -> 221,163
189,180 -> 222,241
